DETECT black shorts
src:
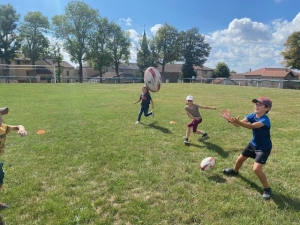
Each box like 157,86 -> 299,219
0,162 -> 4,184
241,143 -> 271,164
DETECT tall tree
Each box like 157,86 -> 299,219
0,4 -> 21,64
48,43 -> 64,83
281,31 -> 300,70
19,11 -> 50,65
153,23 -> 180,80
86,17 -> 113,83
180,28 -> 211,82
107,22 -> 131,83
0,4 -> 21,82
213,62 -> 230,78
137,30 -> 152,77
52,1 -> 99,83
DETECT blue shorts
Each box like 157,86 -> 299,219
242,143 -> 271,164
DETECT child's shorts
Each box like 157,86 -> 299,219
0,162 -> 4,184
242,143 -> 271,164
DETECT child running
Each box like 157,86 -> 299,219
134,86 -> 154,124
220,97 -> 273,200
184,95 -> 216,144
0,107 -> 27,209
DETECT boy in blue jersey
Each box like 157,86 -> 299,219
220,97 -> 273,200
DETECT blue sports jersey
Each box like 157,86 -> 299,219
246,113 -> 272,150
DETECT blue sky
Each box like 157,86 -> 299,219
2,0 -> 300,72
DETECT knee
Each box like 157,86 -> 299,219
252,164 -> 262,174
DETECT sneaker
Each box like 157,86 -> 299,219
0,203 -> 9,210
184,138 -> 190,144
222,168 -> 238,176
135,121 -> 140,124
262,188 -> 273,200
202,133 -> 209,139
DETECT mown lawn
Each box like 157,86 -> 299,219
0,83 -> 299,224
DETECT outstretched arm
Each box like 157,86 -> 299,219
11,125 -> 27,137
200,105 -> 217,110
220,109 -> 240,127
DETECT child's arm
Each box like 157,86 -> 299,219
11,125 -> 27,137
200,105 -> 217,110
230,117 -> 264,129
133,97 -> 141,104
220,109 -> 240,127
186,111 -> 197,120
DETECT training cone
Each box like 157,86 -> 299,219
37,130 -> 45,135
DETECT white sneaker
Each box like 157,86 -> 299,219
135,121 -> 140,124
184,138 -> 190,144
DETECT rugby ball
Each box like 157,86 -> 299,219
200,157 -> 216,172
144,67 -> 162,92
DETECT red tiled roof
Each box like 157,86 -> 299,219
244,68 -> 299,78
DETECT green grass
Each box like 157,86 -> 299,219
0,83 -> 299,224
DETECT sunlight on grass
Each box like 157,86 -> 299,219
0,83 -> 299,224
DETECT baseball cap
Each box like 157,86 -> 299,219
252,97 -> 272,109
0,107 -> 9,115
186,95 -> 194,101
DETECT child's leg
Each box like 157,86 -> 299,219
185,126 -> 192,139
253,162 -> 270,189
137,107 -> 143,122
195,130 -> 205,135
233,154 -> 248,172
143,106 -> 153,117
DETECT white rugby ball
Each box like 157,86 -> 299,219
144,67 -> 162,92
200,157 -> 216,172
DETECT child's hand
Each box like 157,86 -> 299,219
18,126 -> 27,137
230,116 -> 240,123
220,109 -> 231,121
18,131 -> 27,137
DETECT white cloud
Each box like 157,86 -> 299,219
150,24 -> 163,36
119,17 -> 132,26
205,14 -> 300,72
127,29 -> 140,42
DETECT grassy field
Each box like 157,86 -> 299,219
0,83 -> 299,225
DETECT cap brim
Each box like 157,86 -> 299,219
0,107 -> 8,115
252,99 -> 260,103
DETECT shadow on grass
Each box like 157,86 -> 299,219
239,174 -> 300,210
198,140 -> 229,158
143,121 -> 172,134
207,174 -> 227,183
0,215 -> 4,225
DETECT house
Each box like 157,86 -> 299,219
0,55 -> 78,83
244,68 -> 299,89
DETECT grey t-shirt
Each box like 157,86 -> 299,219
185,104 -> 202,118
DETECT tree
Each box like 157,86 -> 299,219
137,30 -> 152,77
281,31 -> 300,70
52,1 -> 99,83
213,62 -> 230,78
0,4 -> 21,65
19,11 -> 50,65
107,22 -> 131,83
153,23 -> 180,80
180,28 -> 211,82
86,17 -> 113,83
48,43 -> 64,83
0,4 -> 21,82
